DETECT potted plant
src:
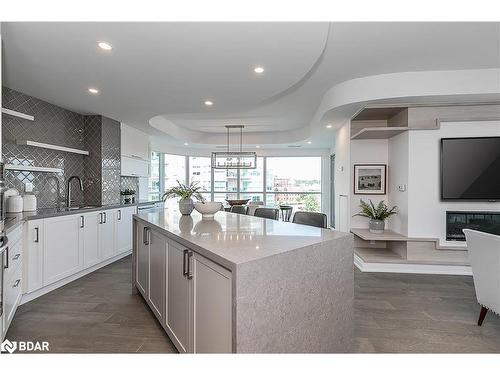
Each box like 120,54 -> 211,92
354,199 -> 397,234
120,189 -> 136,204
162,180 -> 205,215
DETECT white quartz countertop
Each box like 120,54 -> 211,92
134,208 -> 351,269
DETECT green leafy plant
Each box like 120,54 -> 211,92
354,199 -> 397,220
162,180 -> 205,202
120,189 -> 136,195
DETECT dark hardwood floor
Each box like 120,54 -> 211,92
7,256 -> 500,353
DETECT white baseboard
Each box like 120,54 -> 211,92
354,254 -> 472,276
20,250 -> 132,305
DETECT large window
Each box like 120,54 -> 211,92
189,156 -> 212,201
266,157 -> 321,212
148,151 -> 161,201
151,153 -> 322,212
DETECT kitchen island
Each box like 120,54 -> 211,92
132,208 -> 353,353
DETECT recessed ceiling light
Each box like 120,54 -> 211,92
254,66 -> 265,74
204,100 -> 213,106
88,88 -> 99,95
184,142 -> 189,146
307,141 -> 312,144
97,41 -> 113,51
326,124 -> 333,129
256,145 -> 260,148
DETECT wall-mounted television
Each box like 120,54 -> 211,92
441,136 -> 500,201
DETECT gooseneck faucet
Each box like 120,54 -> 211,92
66,176 -> 84,208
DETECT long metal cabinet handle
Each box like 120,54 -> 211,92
3,247 -> 8,269
34,227 -> 39,243
99,213 -> 103,224
80,216 -> 85,228
187,251 -> 193,280
118,209 -> 121,221
103,212 -> 107,223
183,249 -> 189,276
143,227 -> 150,245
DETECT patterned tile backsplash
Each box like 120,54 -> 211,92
2,87 -> 124,208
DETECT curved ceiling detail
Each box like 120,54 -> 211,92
2,22 -> 499,149
313,68 -> 500,131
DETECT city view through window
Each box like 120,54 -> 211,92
148,154 -> 322,212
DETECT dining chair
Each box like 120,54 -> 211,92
230,205 -> 248,215
463,229 -> 500,326
254,207 -> 279,220
292,211 -> 328,228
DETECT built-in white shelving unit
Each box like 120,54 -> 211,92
350,126 -> 410,140
16,140 -> 90,156
4,164 -> 63,174
1,107 -> 35,121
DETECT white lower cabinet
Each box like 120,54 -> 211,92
134,222 -> 233,353
42,215 -> 82,285
2,226 -> 24,339
24,207 -> 134,297
81,211 -> 101,267
25,220 -> 43,293
100,211 -> 115,259
115,206 -> 136,254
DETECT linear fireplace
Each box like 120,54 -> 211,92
446,211 -> 500,241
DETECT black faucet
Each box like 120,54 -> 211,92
66,176 -> 84,208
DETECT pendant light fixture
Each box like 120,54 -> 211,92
211,125 -> 257,169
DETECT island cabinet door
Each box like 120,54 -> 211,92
148,230 -> 166,322
135,222 -> 150,297
191,252 -> 232,353
166,241 -> 192,353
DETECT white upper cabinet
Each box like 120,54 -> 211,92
121,123 -> 149,161
121,123 -> 150,177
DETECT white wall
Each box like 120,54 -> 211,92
408,120 -> 500,246
332,122 -> 350,230
350,139 -> 389,228
388,132 -> 409,235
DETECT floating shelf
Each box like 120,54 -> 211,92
350,126 -> 409,140
16,140 -> 89,156
1,107 -> 35,121
4,164 -> 63,174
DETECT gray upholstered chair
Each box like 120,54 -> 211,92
292,211 -> 327,228
254,207 -> 279,220
230,205 -> 248,215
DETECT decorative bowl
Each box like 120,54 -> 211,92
194,201 -> 223,219
225,199 -> 250,206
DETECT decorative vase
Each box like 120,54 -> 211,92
178,197 -> 194,215
369,219 -> 385,234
